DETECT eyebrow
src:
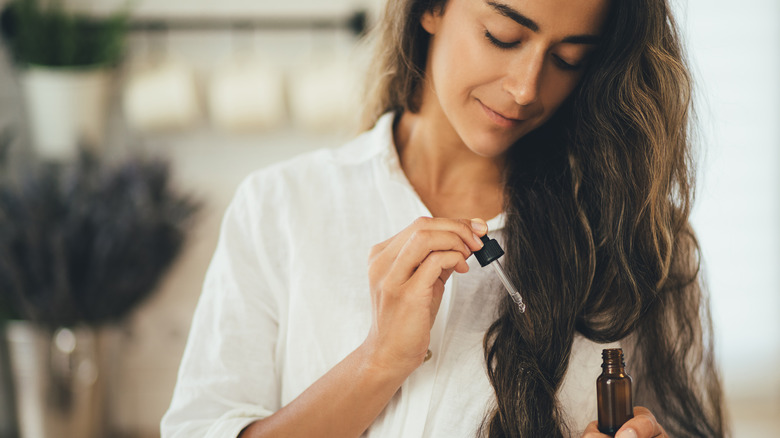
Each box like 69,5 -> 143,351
486,1 -> 601,45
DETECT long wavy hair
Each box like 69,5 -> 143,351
362,0 -> 726,436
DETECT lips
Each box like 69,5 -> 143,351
477,99 -> 524,128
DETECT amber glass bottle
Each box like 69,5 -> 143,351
597,348 -> 633,435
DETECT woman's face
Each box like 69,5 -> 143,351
419,0 -> 609,157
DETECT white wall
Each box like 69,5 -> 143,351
679,0 -> 780,401
677,0 -> 780,434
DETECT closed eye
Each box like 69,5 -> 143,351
552,54 -> 583,71
484,30 -> 519,50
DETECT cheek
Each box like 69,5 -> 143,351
540,74 -> 581,114
430,29 -> 494,100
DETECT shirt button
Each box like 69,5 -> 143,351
424,349 -> 433,362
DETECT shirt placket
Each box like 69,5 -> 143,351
374,132 -> 459,437
398,275 -> 454,437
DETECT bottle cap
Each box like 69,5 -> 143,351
474,234 -> 504,267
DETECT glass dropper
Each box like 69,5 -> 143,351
473,234 -> 527,313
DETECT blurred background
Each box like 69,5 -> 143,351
0,0 -> 776,437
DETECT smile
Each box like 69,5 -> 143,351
477,99 -> 524,128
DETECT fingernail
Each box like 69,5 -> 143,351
470,219 -> 487,234
617,429 -> 637,438
473,233 -> 484,248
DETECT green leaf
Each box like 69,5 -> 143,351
3,0 -> 130,68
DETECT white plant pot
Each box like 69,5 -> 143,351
20,66 -> 112,160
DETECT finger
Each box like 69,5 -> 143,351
470,217 -> 488,238
435,265 -> 464,298
383,230 -> 471,284
410,252 -> 466,322
369,235 -> 395,260
406,250 -> 468,293
438,267 -> 455,283
369,217 -> 487,284
401,228 -> 473,261
616,407 -> 665,438
581,421 -> 608,438
384,217 -> 486,258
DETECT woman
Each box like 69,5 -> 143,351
162,0 -> 726,437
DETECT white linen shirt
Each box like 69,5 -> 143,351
161,113 -> 618,438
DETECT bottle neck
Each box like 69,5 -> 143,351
601,348 -> 627,375
601,363 -> 627,375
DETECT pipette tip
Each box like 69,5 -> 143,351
474,233 -> 527,314
491,260 -> 526,314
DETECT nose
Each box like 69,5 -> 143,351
502,48 -> 544,107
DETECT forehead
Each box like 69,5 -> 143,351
471,0 -> 610,36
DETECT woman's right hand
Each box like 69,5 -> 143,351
362,217 -> 488,374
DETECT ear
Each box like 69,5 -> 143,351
420,8 -> 442,35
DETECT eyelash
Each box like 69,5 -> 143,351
484,30 -> 518,50
553,55 -> 582,71
483,30 -> 584,71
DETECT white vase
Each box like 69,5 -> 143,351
20,66 -> 112,160
287,54 -> 361,134
4,321 -> 123,438
207,55 -> 286,133
122,58 -> 201,133
0,325 -> 19,437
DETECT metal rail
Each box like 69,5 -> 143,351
127,10 -> 368,37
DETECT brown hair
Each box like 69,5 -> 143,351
363,0 -> 726,436
361,0 -> 445,129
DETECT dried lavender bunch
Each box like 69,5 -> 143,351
0,146 -> 200,327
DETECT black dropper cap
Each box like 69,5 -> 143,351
474,234 -> 504,267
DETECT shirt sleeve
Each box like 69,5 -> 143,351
161,175 -> 285,438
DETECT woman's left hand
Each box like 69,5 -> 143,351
581,406 -> 667,438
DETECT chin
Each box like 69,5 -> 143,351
465,138 -> 515,158
464,128 -> 531,158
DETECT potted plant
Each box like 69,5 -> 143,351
0,0 -> 131,159
0,133 -> 200,438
